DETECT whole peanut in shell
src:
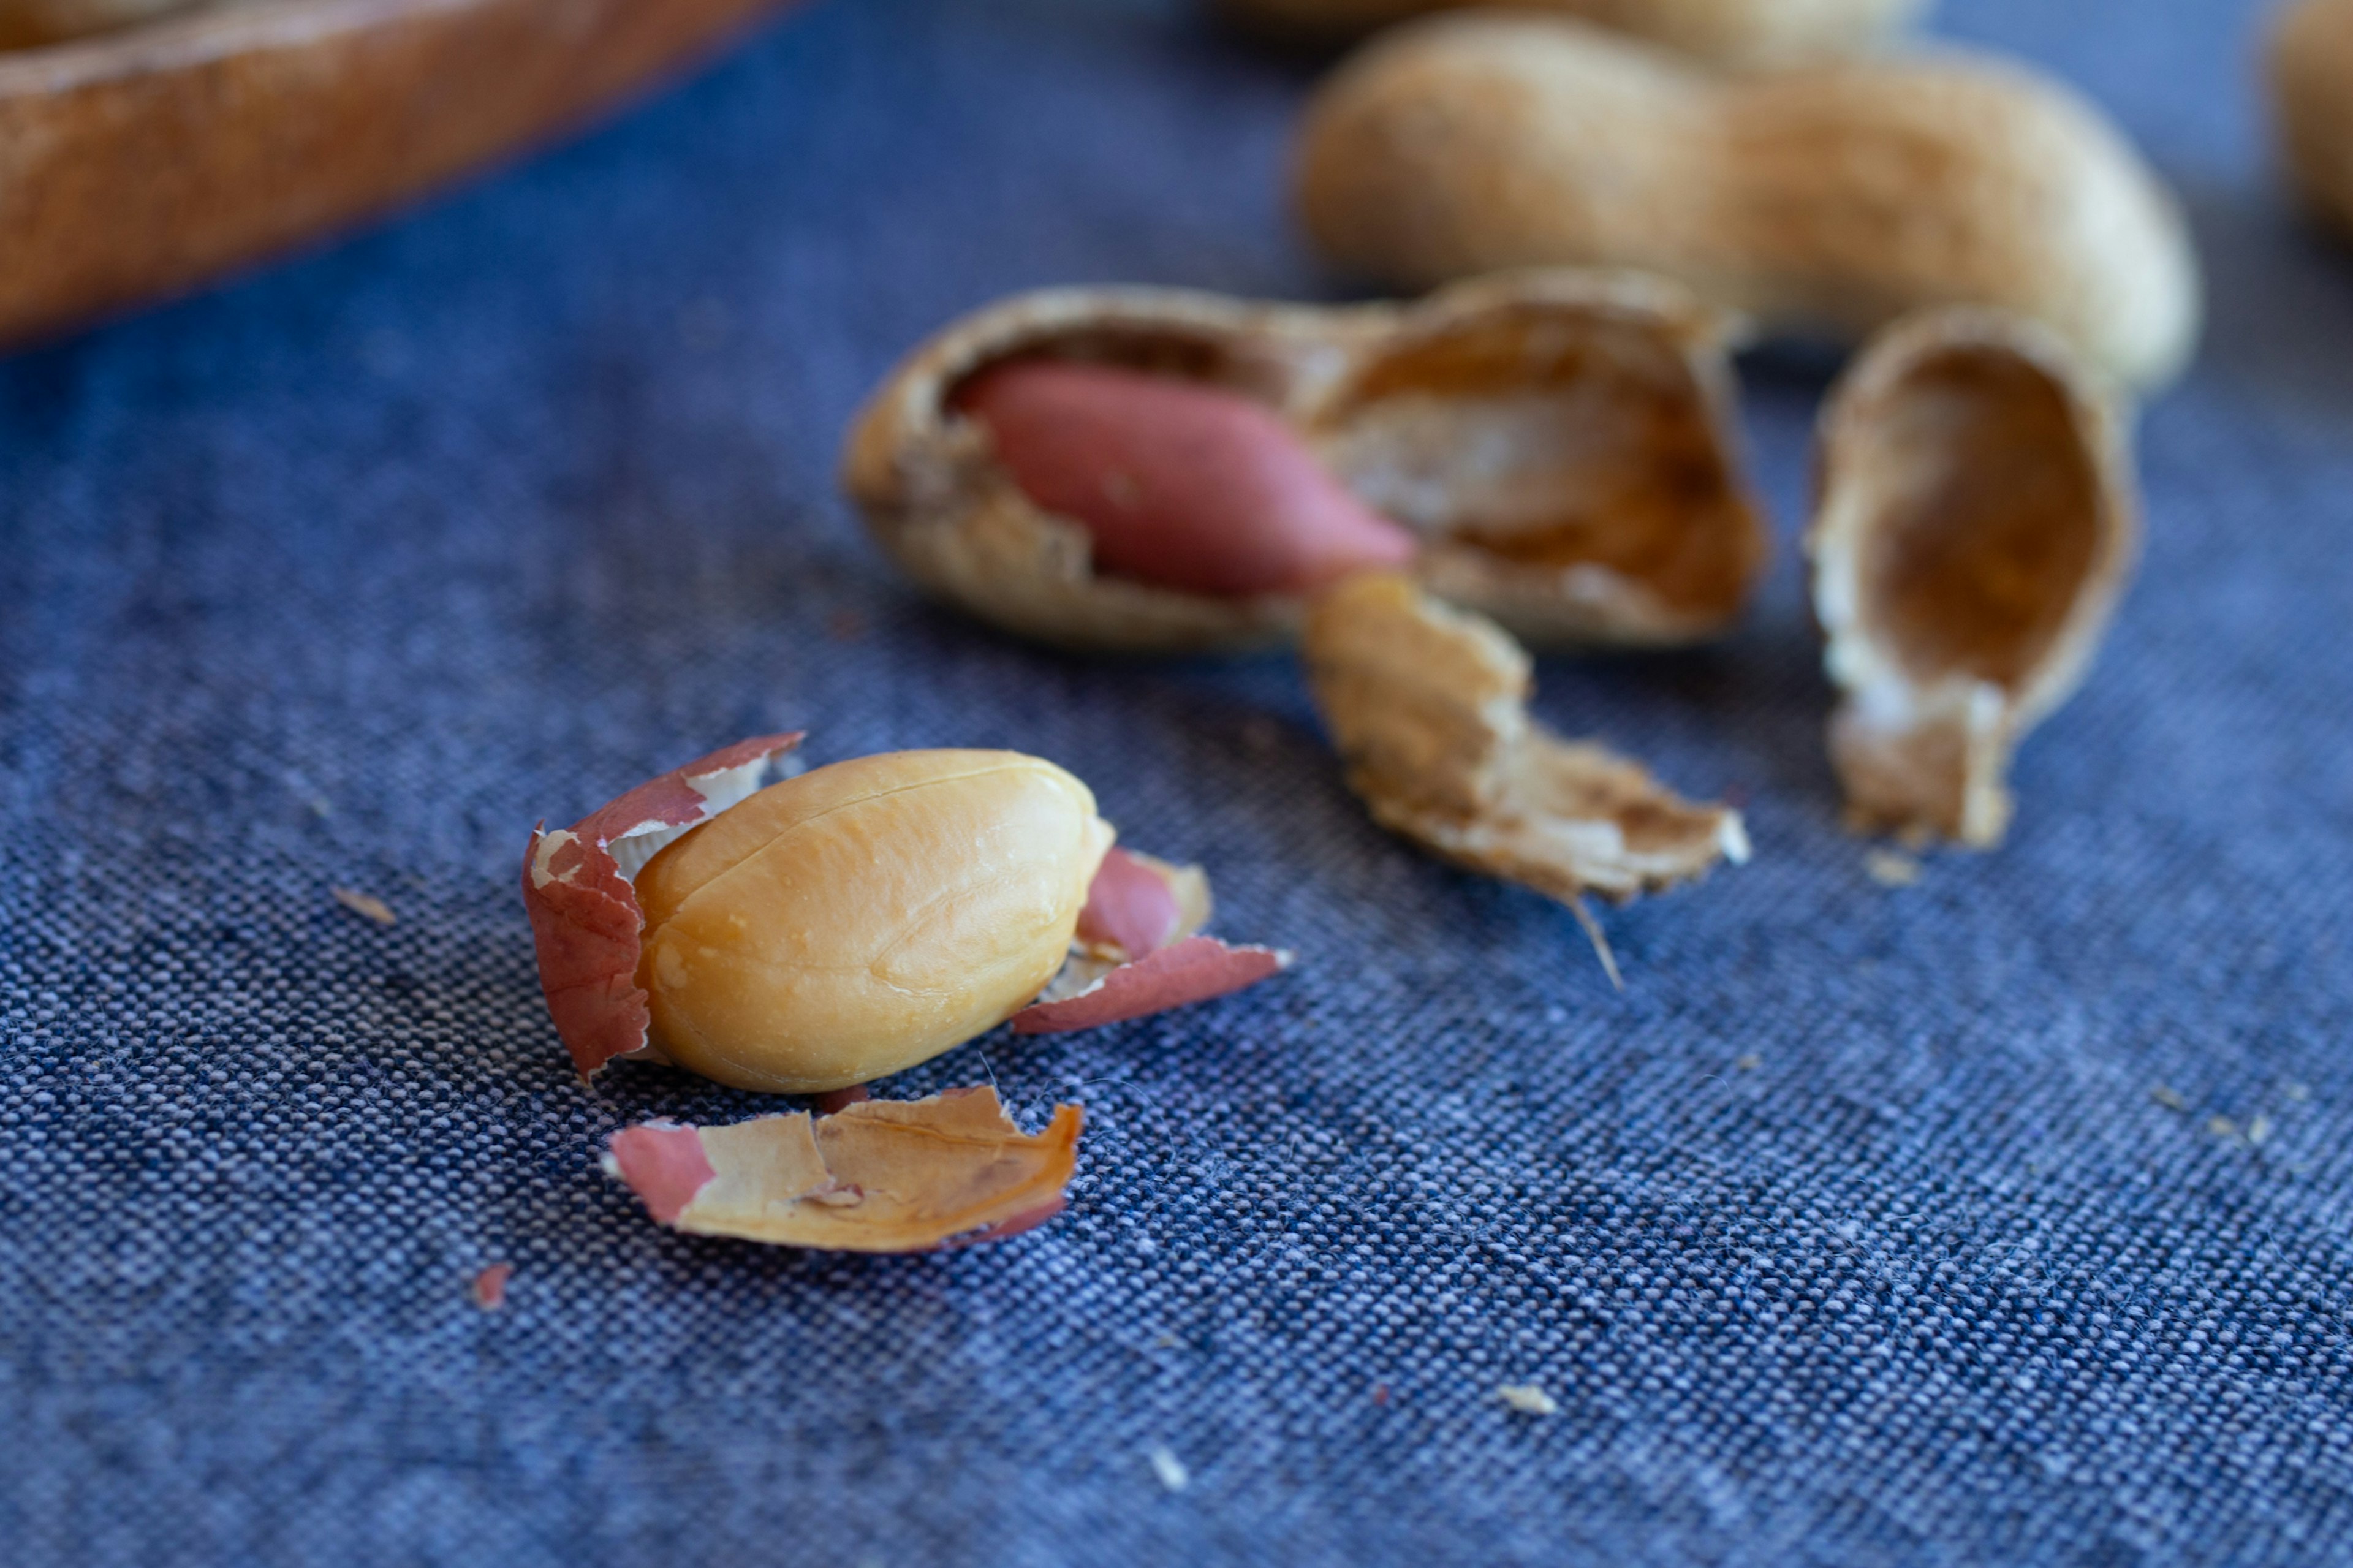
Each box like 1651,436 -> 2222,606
631,749 -> 1112,1094
1294,14 -> 2200,390
1216,0 -> 1923,64
2273,0 -> 2353,241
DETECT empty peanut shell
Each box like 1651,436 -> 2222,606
1303,572 -> 1748,905
843,270 -> 1770,652
1808,308 -> 2137,847
1294,14 -> 2200,390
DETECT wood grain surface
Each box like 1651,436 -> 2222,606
0,0 -> 798,349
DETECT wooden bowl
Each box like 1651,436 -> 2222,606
0,0 -> 798,349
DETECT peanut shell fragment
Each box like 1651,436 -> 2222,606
1303,573 -> 1748,905
605,1086 -> 1082,1252
1294,14 -> 2200,390
844,270 -> 1768,652
1808,307 -> 2137,847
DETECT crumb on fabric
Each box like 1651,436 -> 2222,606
1497,1384 -> 1558,1416
2207,1115 -> 2239,1139
2248,1113 -> 2272,1146
2286,1083 -> 2311,1102
1148,1445 -> 1189,1493
1372,1383 -> 1390,1406
1864,849 -> 1922,887
470,1263 -> 512,1310
1735,1054 -> 1763,1072
2150,1085 -> 2189,1110
332,887 -> 396,926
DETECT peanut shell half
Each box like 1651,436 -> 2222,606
843,270 -> 1769,653
1808,307 -> 2137,847
1303,572 -> 1748,904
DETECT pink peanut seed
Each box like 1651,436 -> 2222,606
958,360 -> 1416,597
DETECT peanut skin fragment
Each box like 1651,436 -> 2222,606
604,1087 -> 1083,1253
521,734 -> 806,1078
1304,573 -> 1746,904
1013,936 -> 1291,1035
1076,845 -> 1186,961
958,360 -> 1416,597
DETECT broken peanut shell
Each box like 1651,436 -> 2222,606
1294,14 -> 2201,390
1303,572 -> 1748,904
843,269 -> 1769,652
1214,0 -> 1924,65
2273,0 -> 2353,242
607,1086 -> 1082,1252
1808,307 -> 2137,847
524,739 -> 1289,1093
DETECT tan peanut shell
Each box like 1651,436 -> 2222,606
2273,0 -> 2353,239
1294,13 -> 2201,391
1303,572 -> 1748,903
1216,0 -> 1924,65
1808,308 -> 2136,848
843,270 -> 1769,653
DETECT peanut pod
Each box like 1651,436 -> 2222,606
844,269 -> 1770,653
1808,308 -> 2137,847
1295,13 -> 2200,390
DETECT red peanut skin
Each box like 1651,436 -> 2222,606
958,360 -> 1417,597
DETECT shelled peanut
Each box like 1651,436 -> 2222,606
522,737 -> 1285,1095
843,270 -> 1770,653
1294,13 -> 2200,390
1216,0 -> 1925,64
2273,0 -> 2353,240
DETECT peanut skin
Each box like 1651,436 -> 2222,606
1216,0 -> 1925,65
958,360 -> 1417,598
1295,14 -> 2200,390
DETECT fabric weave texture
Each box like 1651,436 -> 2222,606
5,1 -> 2352,1562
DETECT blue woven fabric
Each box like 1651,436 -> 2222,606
6,0 -> 2352,1562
